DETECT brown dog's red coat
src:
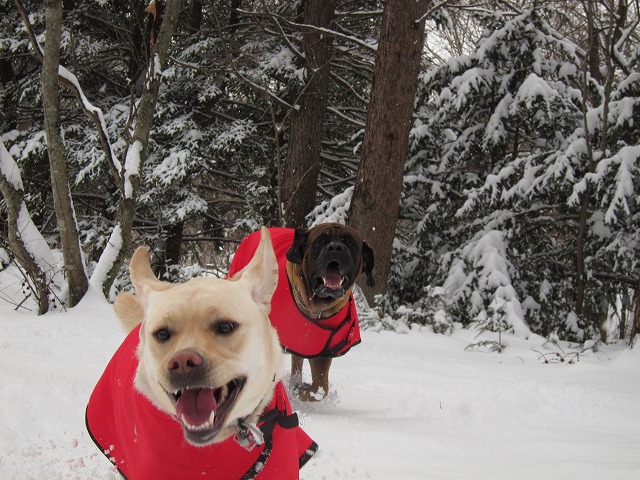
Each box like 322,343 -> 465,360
228,224 -> 374,401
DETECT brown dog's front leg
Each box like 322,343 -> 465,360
295,357 -> 331,402
310,357 -> 331,395
290,354 -> 304,387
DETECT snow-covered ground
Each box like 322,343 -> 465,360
1,286 -> 639,479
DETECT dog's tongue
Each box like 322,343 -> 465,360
176,388 -> 217,427
323,264 -> 344,290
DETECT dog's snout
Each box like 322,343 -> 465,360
168,350 -> 204,376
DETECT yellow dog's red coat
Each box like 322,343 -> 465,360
228,228 -> 361,358
86,324 -> 317,479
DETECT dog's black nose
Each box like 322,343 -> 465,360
326,242 -> 345,253
167,350 -> 204,376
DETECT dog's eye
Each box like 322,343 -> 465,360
154,328 -> 171,342
342,235 -> 354,246
215,321 -> 236,335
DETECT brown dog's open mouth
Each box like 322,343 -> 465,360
168,377 -> 246,445
314,261 -> 348,298
323,261 -> 346,289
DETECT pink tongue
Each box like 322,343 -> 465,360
176,388 -> 217,426
324,267 -> 343,289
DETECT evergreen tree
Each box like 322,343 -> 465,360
0,0 -> 384,302
391,8 -> 594,339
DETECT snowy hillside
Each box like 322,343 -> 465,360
0,286 -> 639,479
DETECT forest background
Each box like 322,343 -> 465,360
0,0 -> 639,346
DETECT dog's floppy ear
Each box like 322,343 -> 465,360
113,292 -> 145,333
232,227 -> 278,312
361,240 -> 375,287
112,247 -> 174,331
286,227 -> 310,264
128,246 -> 174,301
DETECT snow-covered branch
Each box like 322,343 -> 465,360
14,0 -> 122,192
0,138 -> 56,314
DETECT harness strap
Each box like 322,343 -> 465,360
237,408 -> 300,480
259,409 -> 300,443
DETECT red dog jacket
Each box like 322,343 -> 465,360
227,228 -> 361,358
86,324 -> 317,479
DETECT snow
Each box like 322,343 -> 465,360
165,191 -> 208,222
263,47 -> 303,83
0,139 -> 57,274
513,73 -> 560,110
1,278 -> 639,479
153,54 -> 162,80
152,149 -> 191,185
88,224 -> 122,295
604,145 -> 638,223
567,144 -> 639,222
215,120 -> 258,152
123,141 -> 142,199
309,186 -> 353,226
16,202 -> 57,273
0,139 -> 23,190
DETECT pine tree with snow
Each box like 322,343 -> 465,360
388,5 -> 639,342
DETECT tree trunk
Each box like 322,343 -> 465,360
42,0 -> 88,307
0,140 -> 52,314
91,0 -> 182,297
347,0 -> 428,303
281,0 -> 336,228
154,221 -> 184,280
576,0 -> 620,332
127,0 -> 149,90
187,0 -> 203,32
631,283 -> 640,345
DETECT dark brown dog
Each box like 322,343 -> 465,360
228,223 -> 374,401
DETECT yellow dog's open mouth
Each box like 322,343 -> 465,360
168,377 -> 246,445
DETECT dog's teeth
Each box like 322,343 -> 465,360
214,385 -> 228,404
181,412 -> 216,432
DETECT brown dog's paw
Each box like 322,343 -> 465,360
294,383 -> 327,402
